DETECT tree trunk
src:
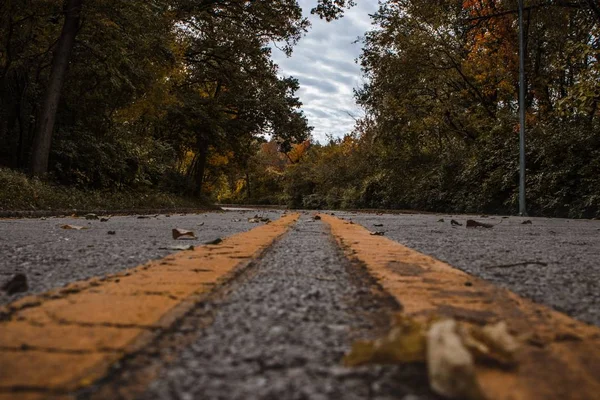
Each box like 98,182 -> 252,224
193,135 -> 209,196
30,0 -> 83,176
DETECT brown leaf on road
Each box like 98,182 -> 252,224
2,273 -> 28,295
373,223 -> 384,227
61,224 -> 88,230
84,213 -> 98,220
344,315 -> 520,400
204,238 -> 223,245
521,220 -> 532,225
313,215 -> 322,220
427,320 -> 484,400
172,228 -> 197,240
344,315 -> 426,367
159,244 -> 195,251
466,220 -> 494,228
370,231 -> 385,236
450,219 -> 462,226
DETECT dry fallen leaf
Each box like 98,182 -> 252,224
427,320 -> 484,400
248,218 -> 261,223
160,244 -> 194,251
205,238 -> 223,245
344,315 -> 520,400
313,215 -> 322,220
373,223 -> 384,227
466,220 -> 494,228
100,216 -> 110,222
172,228 -> 196,240
85,213 -> 98,220
61,224 -> 88,230
2,273 -> 28,295
521,220 -> 532,225
370,231 -> 385,236
450,219 -> 462,226
344,314 -> 426,367
465,322 -> 519,367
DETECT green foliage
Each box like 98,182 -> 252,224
0,0 -> 313,207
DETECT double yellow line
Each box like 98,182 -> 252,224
1,213 -> 599,400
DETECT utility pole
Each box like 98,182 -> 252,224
518,0 -> 527,216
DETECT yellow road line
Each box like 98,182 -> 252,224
0,213 -> 299,399
321,214 -> 600,400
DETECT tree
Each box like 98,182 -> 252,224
30,0 -> 83,176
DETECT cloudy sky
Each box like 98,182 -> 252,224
271,1 -> 379,143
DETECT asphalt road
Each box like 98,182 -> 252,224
1,208 -> 599,399
0,209 -> 282,304
334,211 -> 600,327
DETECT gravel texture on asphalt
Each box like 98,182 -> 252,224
336,212 -> 600,327
0,210 -> 282,304
127,216 -> 439,400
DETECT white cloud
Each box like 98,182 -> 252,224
271,1 -> 378,143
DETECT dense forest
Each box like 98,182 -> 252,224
1,0 -> 600,217
236,0 -> 600,218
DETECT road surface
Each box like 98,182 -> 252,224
1,209 -> 599,400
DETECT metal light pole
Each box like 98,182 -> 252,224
518,0 -> 527,216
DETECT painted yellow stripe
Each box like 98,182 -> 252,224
0,213 -> 299,399
321,214 -> 600,400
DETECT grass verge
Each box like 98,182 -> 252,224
0,168 -> 214,213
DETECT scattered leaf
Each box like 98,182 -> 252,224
100,217 -> 110,222
107,231 -> 116,235
248,218 -> 261,223
205,238 -> 223,245
137,215 -> 150,219
373,223 -> 384,227
232,219 -> 242,222
2,273 -> 28,295
370,231 -> 385,236
85,213 -> 98,220
438,218 -> 445,223
40,217 -> 47,221
427,320 -> 484,400
198,222 -> 205,226
313,215 -> 322,220
61,224 -> 87,230
344,315 -> 426,367
344,315 -> 520,400
466,321 -> 519,367
160,244 -> 194,251
172,228 -> 196,240
450,219 -> 462,226
466,220 -> 494,228
521,220 -> 532,225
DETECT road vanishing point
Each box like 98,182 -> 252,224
1,209 -> 599,400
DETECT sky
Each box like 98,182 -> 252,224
271,1 -> 379,143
